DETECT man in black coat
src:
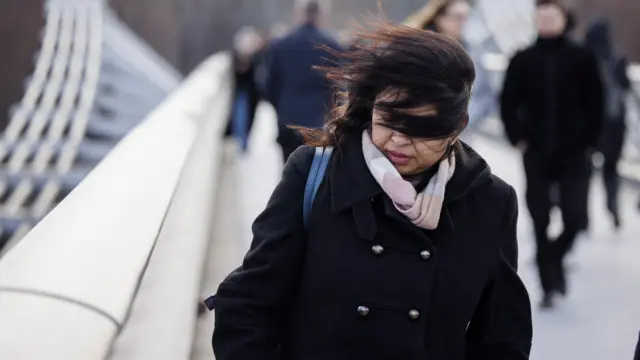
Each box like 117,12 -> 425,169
264,0 -> 342,162
500,0 -> 604,308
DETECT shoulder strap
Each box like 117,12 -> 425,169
303,146 -> 333,230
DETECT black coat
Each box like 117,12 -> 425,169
500,36 -> 604,157
211,134 -> 533,360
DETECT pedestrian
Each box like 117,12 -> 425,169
264,0 -> 342,162
225,27 -> 263,151
500,0 -> 604,308
209,22 -> 532,360
585,19 -> 631,229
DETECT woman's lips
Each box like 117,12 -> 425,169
386,150 -> 411,165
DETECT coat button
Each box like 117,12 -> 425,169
420,250 -> 431,260
372,245 -> 384,255
409,309 -> 420,320
357,306 -> 370,316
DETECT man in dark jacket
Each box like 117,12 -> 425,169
264,0 -> 342,162
500,0 -> 604,309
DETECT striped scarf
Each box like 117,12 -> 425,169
362,131 -> 456,230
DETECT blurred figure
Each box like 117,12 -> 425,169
585,20 -> 631,229
254,23 -> 292,97
403,0 -> 470,41
403,0 -> 495,143
269,22 -> 291,40
264,0 -> 342,162
226,27 -> 263,151
500,0 -> 604,309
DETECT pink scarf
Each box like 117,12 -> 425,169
362,131 -> 456,230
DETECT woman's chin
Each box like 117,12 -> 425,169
395,164 -> 419,176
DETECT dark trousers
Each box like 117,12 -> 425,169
599,120 -> 625,218
224,86 -> 260,147
523,149 -> 591,294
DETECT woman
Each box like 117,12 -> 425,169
404,0 -> 495,144
585,19 -> 631,229
210,23 -> 532,360
403,0 -> 470,39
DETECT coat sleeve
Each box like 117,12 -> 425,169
212,146 -> 314,360
582,52 -> 605,149
465,186 -> 533,360
500,53 -> 526,146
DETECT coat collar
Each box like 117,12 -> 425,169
329,133 -> 383,214
328,134 -> 492,231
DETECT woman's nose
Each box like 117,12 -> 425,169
390,131 -> 411,146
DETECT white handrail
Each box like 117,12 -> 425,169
109,52 -> 233,360
0,0 -> 183,250
0,52 -> 232,359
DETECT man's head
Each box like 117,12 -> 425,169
535,0 -> 568,38
295,0 -> 330,26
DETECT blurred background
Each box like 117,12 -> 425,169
0,0 -> 639,360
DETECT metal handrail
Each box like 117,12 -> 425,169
0,0 -> 182,249
0,52 -> 232,360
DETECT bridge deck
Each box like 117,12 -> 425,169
194,103 -> 640,360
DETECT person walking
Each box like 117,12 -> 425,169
209,22 -> 532,360
500,0 -> 604,308
264,0 -> 342,162
225,27 -> 263,151
585,19 -> 631,229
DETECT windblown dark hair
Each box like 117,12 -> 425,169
296,22 -> 476,151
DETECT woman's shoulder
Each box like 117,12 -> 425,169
458,151 -> 516,223
474,173 -> 517,228
284,145 -> 318,177
453,146 -> 517,227
457,146 -> 515,205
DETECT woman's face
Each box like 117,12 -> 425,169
371,93 -> 455,176
434,0 -> 471,41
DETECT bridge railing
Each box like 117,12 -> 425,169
0,0 -> 181,253
0,51 -> 232,359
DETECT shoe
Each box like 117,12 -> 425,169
554,261 -> 567,296
556,273 -> 567,296
540,293 -> 554,309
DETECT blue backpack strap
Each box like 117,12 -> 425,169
303,146 -> 333,230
